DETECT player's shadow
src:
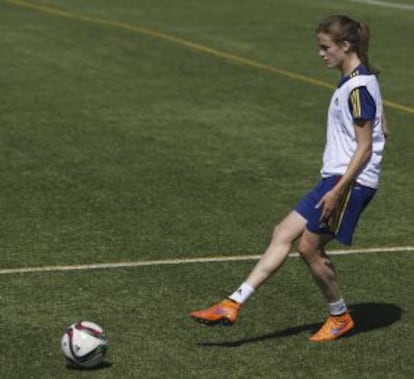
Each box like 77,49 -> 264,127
197,302 -> 402,348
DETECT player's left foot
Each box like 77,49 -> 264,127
309,312 -> 354,342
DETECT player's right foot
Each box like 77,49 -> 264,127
190,299 -> 241,326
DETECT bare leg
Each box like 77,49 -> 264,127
190,211 -> 307,326
245,211 -> 307,289
297,230 -> 341,303
297,230 -> 355,341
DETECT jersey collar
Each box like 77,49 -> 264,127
337,64 -> 372,88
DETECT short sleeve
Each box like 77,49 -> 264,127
348,86 -> 376,122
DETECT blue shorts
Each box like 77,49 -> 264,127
295,176 -> 376,245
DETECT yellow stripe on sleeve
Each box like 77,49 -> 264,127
356,88 -> 361,117
351,89 -> 361,118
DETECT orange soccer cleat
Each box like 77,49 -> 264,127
190,299 -> 241,326
309,312 -> 354,342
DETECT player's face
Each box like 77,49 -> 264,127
316,33 -> 347,70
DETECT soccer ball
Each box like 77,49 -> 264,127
61,321 -> 108,369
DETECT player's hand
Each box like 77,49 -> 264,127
315,189 -> 340,222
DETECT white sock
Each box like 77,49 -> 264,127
229,282 -> 255,304
328,298 -> 347,316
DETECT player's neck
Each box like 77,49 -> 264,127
340,55 -> 361,77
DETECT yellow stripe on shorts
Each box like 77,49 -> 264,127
330,184 -> 353,234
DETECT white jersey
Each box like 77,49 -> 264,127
321,72 -> 385,188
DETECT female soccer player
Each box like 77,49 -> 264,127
190,15 -> 388,342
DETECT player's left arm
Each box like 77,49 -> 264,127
335,120 -> 373,191
317,86 -> 375,221
317,121 -> 372,221
382,110 -> 390,138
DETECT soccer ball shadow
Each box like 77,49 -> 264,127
196,302 -> 403,347
66,360 -> 113,371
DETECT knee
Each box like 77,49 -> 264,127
297,247 -> 310,264
297,239 -> 318,264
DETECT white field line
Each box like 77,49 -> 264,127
0,246 -> 413,275
349,0 -> 414,11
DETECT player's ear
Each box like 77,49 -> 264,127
341,41 -> 352,53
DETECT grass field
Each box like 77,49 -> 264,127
0,0 -> 413,377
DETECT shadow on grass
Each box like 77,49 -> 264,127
197,302 -> 403,347
66,361 -> 113,371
